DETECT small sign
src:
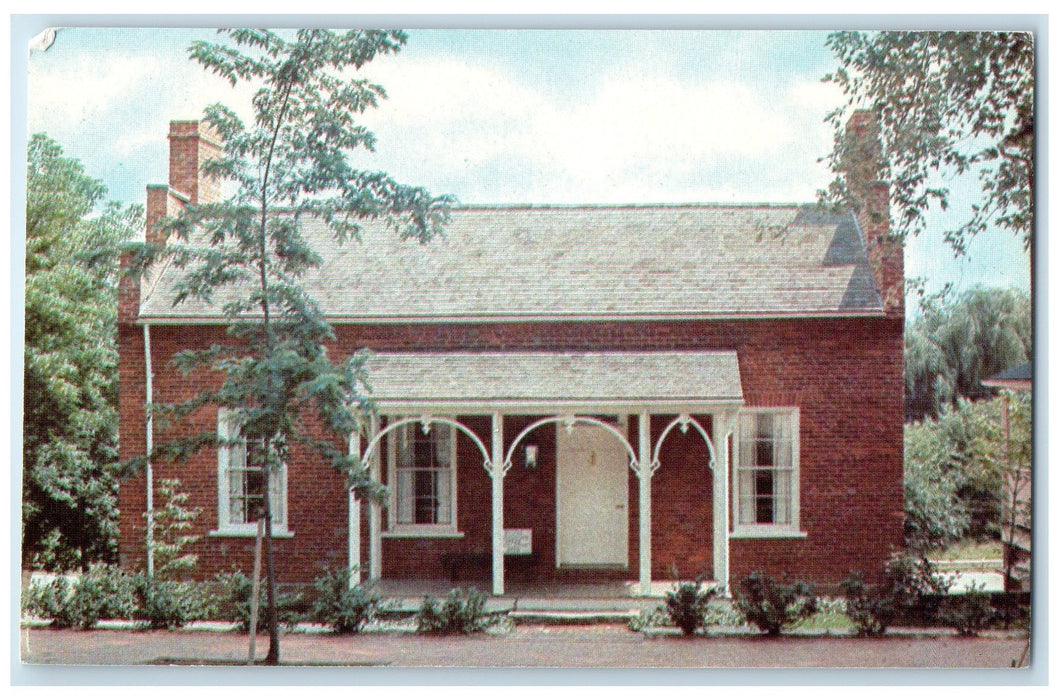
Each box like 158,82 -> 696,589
504,528 -> 532,555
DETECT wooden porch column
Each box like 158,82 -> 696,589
368,414 -> 382,581
637,412 -> 653,596
491,413 -> 505,596
712,411 -> 731,592
348,430 -> 361,585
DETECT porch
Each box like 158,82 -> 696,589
347,350 -> 745,597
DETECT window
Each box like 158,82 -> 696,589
734,409 -> 800,535
214,409 -> 289,536
387,419 -> 457,534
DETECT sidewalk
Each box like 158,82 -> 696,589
19,623 -> 1030,669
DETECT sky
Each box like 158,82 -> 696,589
23,25 -> 1032,301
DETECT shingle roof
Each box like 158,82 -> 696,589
364,351 -> 743,408
139,204 -> 883,321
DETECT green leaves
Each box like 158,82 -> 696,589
24,134 -> 142,570
822,31 -> 1034,253
143,28 -> 451,501
905,286 -> 1031,420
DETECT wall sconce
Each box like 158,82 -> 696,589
524,444 -> 538,470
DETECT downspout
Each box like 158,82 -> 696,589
144,323 -> 155,577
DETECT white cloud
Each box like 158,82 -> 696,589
359,55 -> 841,204
27,53 -> 162,136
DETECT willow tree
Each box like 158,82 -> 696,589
143,29 -> 451,664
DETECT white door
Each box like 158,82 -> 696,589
556,422 -> 629,567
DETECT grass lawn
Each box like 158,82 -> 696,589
928,539 -> 1003,562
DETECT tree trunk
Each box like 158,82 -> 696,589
262,460 -> 280,665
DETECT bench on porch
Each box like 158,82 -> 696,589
441,551 -> 538,582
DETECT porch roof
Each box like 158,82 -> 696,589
364,350 -> 743,412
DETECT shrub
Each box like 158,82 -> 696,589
24,564 -> 137,629
885,551 -> 953,604
311,567 -> 386,634
734,571 -> 818,636
941,583 -> 994,636
663,577 -> 716,636
215,570 -> 302,631
133,575 -> 215,630
148,479 -> 201,579
416,588 -> 496,634
840,573 -> 897,636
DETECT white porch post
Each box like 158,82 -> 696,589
368,414 -> 382,581
637,412 -> 653,596
491,413 -> 505,596
348,431 -> 361,585
712,411 -> 731,592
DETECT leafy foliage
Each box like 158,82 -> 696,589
823,31 -> 1034,253
840,573 -> 898,636
663,577 -> 717,636
940,583 -> 994,636
905,287 -> 1030,421
23,134 -> 142,570
415,588 -> 497,635
905,392 -> 1030,547
148,478 -> 202,579
734,572 -> 818,636
132,575 -> 216,629
23,564 -> 138,628
885,550 -> 953,599
310,567 -> 386,633
214,570 -> 302,632
133,29 -> 451,663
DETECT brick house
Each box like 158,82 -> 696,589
118,112 -> 904,596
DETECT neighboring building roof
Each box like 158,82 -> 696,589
982,362 -> 1033,391
139,203 -> 884,322
363,350 -> 743,411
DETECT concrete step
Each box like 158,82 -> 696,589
510,609 -> 640,625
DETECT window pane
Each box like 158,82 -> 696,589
394,422 -> 454,527
737,411 -> 795,526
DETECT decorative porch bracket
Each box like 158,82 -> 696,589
638,413 -> 718,596
352,415 -> 495,587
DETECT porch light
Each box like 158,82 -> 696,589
524,444 -> 538,470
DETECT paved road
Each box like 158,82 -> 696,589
19,624 -> 1030,669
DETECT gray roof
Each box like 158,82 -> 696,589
364,351 -> 743,409
139,204 -> 884,321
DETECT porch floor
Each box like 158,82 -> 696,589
371,579 -> 715,613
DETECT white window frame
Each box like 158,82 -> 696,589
211,408 -> 292,538
731,407 -> 804,539
385,418 -> 460,538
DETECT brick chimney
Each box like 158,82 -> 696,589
841,110 -> 904,317
118,120 -> 222,322
167,120 -> 223,206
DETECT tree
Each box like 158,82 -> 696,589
139,29 -> 451,665
904,394 -> 1028,551
23,134 -> 142,571
904,287 -> 1030,421
822,31 -> 1034,254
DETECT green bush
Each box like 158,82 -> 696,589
840,573 -> 897,636
734,571 -> 818,636
416,588 -> 496,634
215,570 -> 302,631
941,584 -> 994,636
311,567 -> 386,633
664,577 -> 716,636
133,575 -> 215,629
24,564 -> 137,629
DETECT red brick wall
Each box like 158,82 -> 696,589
118,316 -> 903,586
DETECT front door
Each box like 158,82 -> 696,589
556,422 -> 629,567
